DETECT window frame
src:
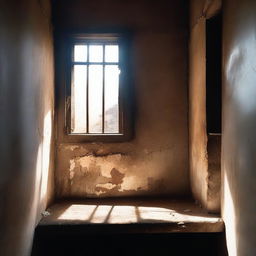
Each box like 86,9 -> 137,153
61,33 -> 133,143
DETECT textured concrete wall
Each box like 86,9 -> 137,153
189,0 -> 221,212
222,0 -> 256,255
0,0 -> 55,255
54,0 -> 190,198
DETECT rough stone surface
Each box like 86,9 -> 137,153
207,135 -> 221,212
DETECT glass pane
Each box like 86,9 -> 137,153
71,65 -> 87,133
74,45 -> 87,62
88,65 -> 103,133
105,45 -> 119,62
104,65 -> 119,133
89,45 -> 103,62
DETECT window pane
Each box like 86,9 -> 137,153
88,65 -> 103,133
71,65 -> 87,133
89,45 -> 103,62
105,45 -> 119,62
104,65 -> 119,133
74,45 -> 87,62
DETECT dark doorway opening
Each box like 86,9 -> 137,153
206,12 -> 222,134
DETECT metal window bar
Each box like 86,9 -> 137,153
71,62 -> 118,65
102,44 -> 105,134
86,45 -> 89,133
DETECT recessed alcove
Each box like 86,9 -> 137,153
37,0 -> 224,242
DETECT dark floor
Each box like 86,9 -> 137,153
32,228 -> 228,256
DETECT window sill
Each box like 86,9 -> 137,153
59,132 -> 133,143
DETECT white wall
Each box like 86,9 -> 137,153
222,0 -> 256,255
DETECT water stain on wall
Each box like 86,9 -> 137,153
55,145 -> 184,198
68,153 -> 161,197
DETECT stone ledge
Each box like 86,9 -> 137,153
39,198 -> 224,233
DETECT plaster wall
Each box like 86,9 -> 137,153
189,0 -> 221,212
54,0 -> 190,198
222,0 -> 256,255
0,0 -> 55,255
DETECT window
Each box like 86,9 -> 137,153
65,34 -> 132,142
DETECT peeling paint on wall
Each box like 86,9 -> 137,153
56,144 -> 186,198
